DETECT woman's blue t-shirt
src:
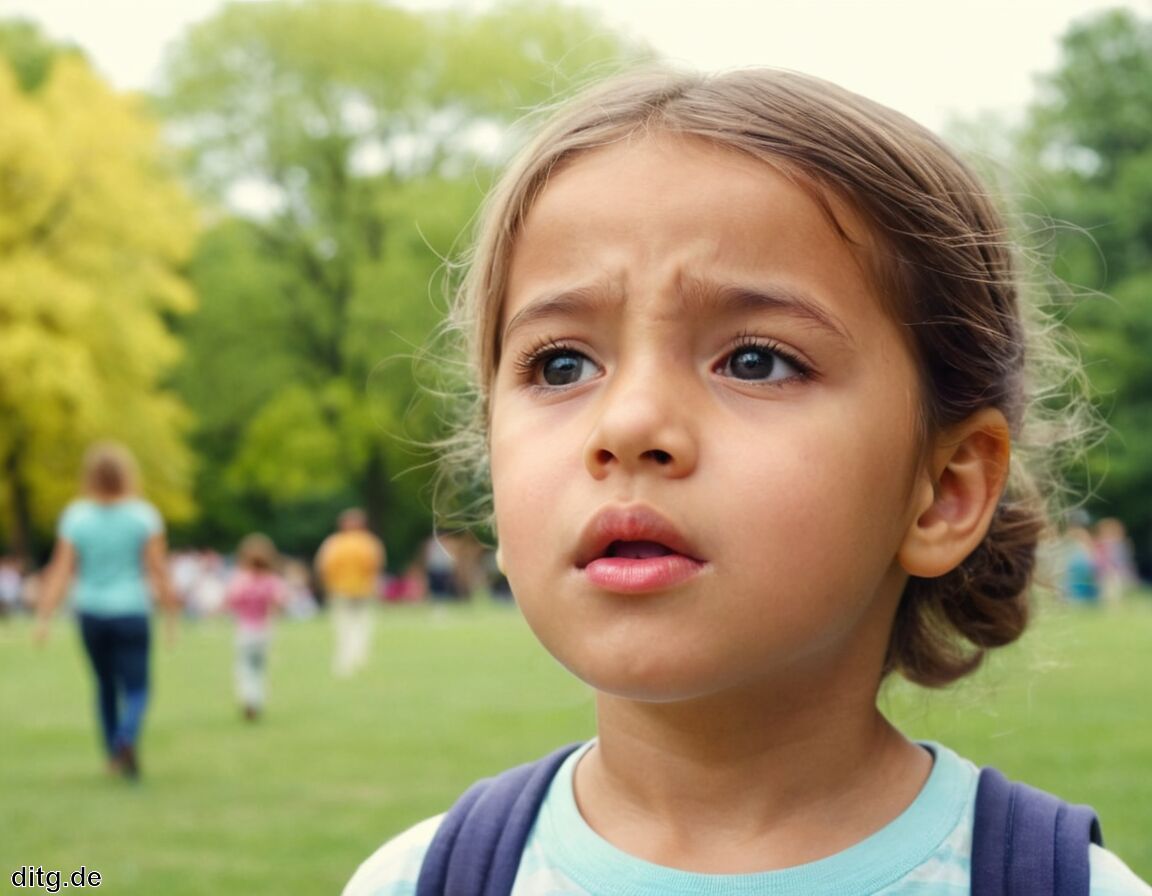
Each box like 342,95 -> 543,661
58,498 -> 163,617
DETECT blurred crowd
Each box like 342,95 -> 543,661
0,530 -> 509,622
1053,515 -> 1145,605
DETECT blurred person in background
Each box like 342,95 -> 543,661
315,508 -> 385,677
0,555 -> 23,618
34,441 -> 178,779
1062,524 -> 1101,604
1093,517 -> 1139,604
281,557 -> 320,618
188,548 -> 228,617
224,533 -> 286,721
422,531 -> 460,601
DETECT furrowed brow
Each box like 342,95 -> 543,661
683,275 -> 852,344
502,282 -> 620,343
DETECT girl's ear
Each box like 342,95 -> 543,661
899,407 -> 1011,579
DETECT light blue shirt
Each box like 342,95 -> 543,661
344,742 -> 1151,895
58,498 -> 163,617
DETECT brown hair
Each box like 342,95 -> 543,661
237,533 -> 279,572
82,441 -> 140,499
445,67 -> 1087,687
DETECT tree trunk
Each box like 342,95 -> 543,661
362,441 -> 391,566
3,442 -> 36,566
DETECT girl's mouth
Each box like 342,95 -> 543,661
574,507 -> 707,594
574,504 -> 703,569
603,540 -> 675,559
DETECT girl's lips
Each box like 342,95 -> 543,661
583,553 -> 705,594
574,504 -> 706,593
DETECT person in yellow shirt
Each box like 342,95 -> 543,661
315,508 -> 385,677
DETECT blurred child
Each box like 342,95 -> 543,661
225,533 -> 285,721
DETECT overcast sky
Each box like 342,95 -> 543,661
1,0 -> 1148,132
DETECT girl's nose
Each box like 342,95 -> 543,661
582,369 -> 699,480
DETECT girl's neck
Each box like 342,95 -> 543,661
576,675 -> 931,873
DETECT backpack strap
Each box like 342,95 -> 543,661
415,742 -> 584,896
971,766 -> 1103,896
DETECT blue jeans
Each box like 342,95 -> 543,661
78,613 -> 151,756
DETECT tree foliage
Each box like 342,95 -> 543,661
1023,8 -> 1152,567
0,18 -> 79,92
156,0 -> 649,562
0,36 -> 199,560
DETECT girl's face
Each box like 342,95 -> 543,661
489,134 -> 934,704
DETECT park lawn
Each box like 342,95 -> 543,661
1,595 -> 1149,893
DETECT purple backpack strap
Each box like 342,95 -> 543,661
972,766 -> 1103,896
415,743 -> 584,896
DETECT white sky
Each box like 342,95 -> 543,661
1,0 -> 1149,132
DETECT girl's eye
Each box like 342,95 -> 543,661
533,348 -> 597,387
541,352 -> 590,386
720,343 -> 806,383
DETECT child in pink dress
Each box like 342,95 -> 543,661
225,533 -> 286,721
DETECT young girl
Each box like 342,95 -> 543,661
345,68 -> 1150,894
225,533 -> 286,721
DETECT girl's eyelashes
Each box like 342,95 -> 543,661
510,334 -> 812,389
716,337 -> 812,385
512,339 -> 600,388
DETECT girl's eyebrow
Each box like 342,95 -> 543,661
502,280 -> 622,343
681,275 -> 852,345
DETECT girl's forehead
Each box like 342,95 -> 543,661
499,133 -> 887,328
529,136 -> 880,273
538,132 -> 864,222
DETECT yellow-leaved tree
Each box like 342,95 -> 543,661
0,51 -> 199,561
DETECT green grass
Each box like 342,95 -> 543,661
1,596 -> 1149,893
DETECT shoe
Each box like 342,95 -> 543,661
114,743 -> 140,780
243,705 -> 260,722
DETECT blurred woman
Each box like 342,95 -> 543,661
35,442 -> 177,779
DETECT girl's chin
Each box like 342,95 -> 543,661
554,653 -> 756,706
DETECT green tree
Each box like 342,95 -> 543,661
0,43 -> 199,561
157,0 -> 648,562
0,18 -> 79,92
1021,8 -> 1152,568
